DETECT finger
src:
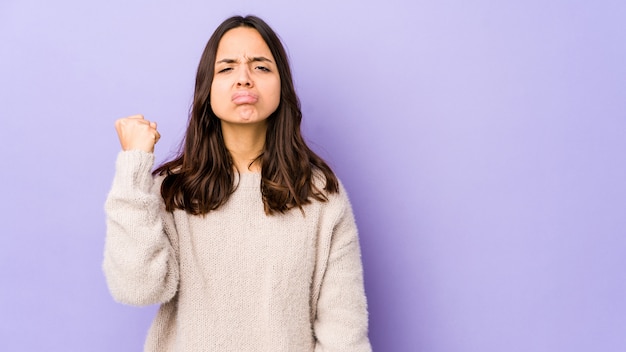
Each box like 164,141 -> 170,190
127,114 -> 145,120
149,121 -> 157,129
154,130 -> 161,144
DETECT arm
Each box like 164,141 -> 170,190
103,150 -> 179,306
103,115 -> 178,306
314,191 -> 372,351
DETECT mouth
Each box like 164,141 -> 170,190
232,91 -> 259,105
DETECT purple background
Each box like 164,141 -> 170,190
1,0 -> 625,351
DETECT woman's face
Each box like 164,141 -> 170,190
210,27 -> 281,128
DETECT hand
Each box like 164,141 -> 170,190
114,114 -> 161,153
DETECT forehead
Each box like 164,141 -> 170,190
216,27 -> 274,60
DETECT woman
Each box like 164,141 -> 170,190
104,15 -> 371,351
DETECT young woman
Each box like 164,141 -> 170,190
104,15 -> 371,351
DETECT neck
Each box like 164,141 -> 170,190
221,121 -> 267,173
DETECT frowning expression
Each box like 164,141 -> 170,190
210,27 -> 281,127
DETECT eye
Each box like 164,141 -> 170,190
217,67 -> 232,73
255,66 -> 271,72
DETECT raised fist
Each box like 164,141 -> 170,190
114,114 -> 161,153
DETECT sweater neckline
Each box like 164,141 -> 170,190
236,172 -> 261,188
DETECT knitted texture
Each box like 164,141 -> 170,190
103,150 -> 371,352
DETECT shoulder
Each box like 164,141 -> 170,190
311,168 -> 344,196
311,171 -> 353,215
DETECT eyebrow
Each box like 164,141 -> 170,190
216,56 -> 274,65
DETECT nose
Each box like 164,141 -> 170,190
236,66 -> 253,87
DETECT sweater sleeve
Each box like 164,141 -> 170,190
103,150 -> 179,306
314,189 -> 372,351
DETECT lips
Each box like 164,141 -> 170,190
232,91 -> 259,105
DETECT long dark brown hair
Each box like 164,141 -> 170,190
154,15 -> 338,215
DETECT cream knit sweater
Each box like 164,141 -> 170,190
103,150 -> 371,351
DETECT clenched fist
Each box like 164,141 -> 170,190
115,114 -> 161,153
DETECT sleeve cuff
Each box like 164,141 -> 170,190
111,150 -> 156,193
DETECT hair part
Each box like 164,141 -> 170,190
154,15 -> 338,215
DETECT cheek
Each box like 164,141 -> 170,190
268,81 -> 281,109
209,82 -> 227,111
210,81 -> 223,98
